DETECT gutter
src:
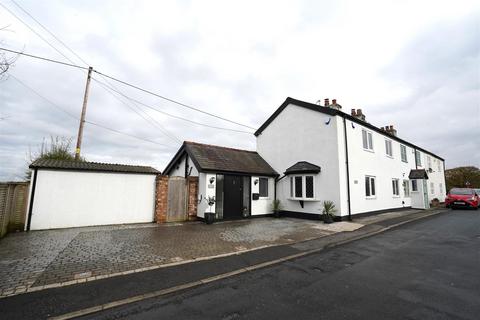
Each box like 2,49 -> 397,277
342,117 -> 352,221
26,169 -> 38,231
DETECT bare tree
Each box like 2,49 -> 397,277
0,25 -> 17,80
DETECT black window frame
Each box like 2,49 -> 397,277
259,177 -> 269,198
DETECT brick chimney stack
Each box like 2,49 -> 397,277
353,108 -> 366,121
385,125 -> 398,136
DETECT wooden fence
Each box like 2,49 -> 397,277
155,176 -> 198,223
0,182 -> 29,238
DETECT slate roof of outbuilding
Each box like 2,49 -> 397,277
408,169 -> 429,179
163,141 -> 278,176
284,161 -> 321,174
29,159 -> 160,174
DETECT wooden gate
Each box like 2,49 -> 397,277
166,177 -> 187,222
0,182 -> 29,238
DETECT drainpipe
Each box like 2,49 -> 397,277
274,174 -> 287,202
343,117 -> 352,221
414,148 -> 418,169
26,169 -> 38,231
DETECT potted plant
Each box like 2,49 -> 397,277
322,200 -> 337,224
205,196 -> 216,224
271,199 -> 283,218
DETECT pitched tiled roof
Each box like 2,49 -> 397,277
164,141 -> 278,176
409,169 -> 429,179
30,159 -> 160,174
255,97 -> 444,161
284,161 -> 321,174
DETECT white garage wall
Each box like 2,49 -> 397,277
30,170 -> 156,230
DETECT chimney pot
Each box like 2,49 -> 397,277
332,99 -> 337,105
324,98 -> 329,106
357,109 -> 362,115
351,109 -> 356,116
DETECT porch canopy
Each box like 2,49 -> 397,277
409,169 -> 429,179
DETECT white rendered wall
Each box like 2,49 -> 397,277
257,104 -> 342,216
415,151 -> 446,203
168,154 -> 199,177
251,176 -> 275,215
196,172 -> 215,218
30,170 -> 156,230
345,121 -> 416,214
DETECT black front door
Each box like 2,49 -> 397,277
223,175 -> 243,219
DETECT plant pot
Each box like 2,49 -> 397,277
323,214 -> 333,224
273,210 -> 281,218
205,212 -> 215,225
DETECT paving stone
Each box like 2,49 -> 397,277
0,219 -> 333,296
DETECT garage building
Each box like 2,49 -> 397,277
27,159 -> 160,230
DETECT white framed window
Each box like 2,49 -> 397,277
437,160 -> 442,172
439,183 -> 443,195
415,150 -> 422,166
411,180 -> 418,192
427,156 -> 432,170
403,180 -> 410,197
385,140 -> 393,157
430,182 -> 434,194
362,129 -> 374,151
400,145 -> 407,162
365,176 -> 376,198
290,175 -> 315,200
392,179 -> 400,196
259,177 -> 269,198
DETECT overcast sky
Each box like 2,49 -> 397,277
0,0 -> 479,181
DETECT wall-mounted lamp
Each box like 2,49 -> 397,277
209,177 -> 215,184
254,178 -> 259,185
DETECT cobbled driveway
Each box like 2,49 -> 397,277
0,218 -> 353,298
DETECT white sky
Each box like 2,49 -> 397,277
0,0 -> 479,180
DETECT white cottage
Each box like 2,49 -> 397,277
163,141 -> 278,220
164,97 -> 446,221
255,97 -> 446,220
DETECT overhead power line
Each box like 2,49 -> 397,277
0,47 -> 86,69
94,70 -> 257,130
0,46 -> 256,131
9,73 -> 176,148
10,0 -> 90,66
0,2 -> 80,66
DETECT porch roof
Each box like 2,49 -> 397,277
284,161 -> 321,175
164,141 -> 278,176
409,169 -> 429,179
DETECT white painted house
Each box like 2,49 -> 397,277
255,97 -> 446,219
163,141 -> 277,220
165,97 -> 445,221
27,159 -> 159,230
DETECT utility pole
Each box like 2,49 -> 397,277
75,66 -> 93,160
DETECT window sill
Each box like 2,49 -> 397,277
363,148 -> 375,153
288,198 -> 319,202
392,195 -> 400,198
366,196 -> 377,200
401,160 -> 408,163
386,155 -> 393,159
259,197 -> 270,200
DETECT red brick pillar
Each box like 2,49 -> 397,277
186,176 -> 198,221
155,175 -> 169,223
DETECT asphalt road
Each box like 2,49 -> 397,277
84,209 -> 480,320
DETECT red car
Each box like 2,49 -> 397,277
445,188 -> 479,209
